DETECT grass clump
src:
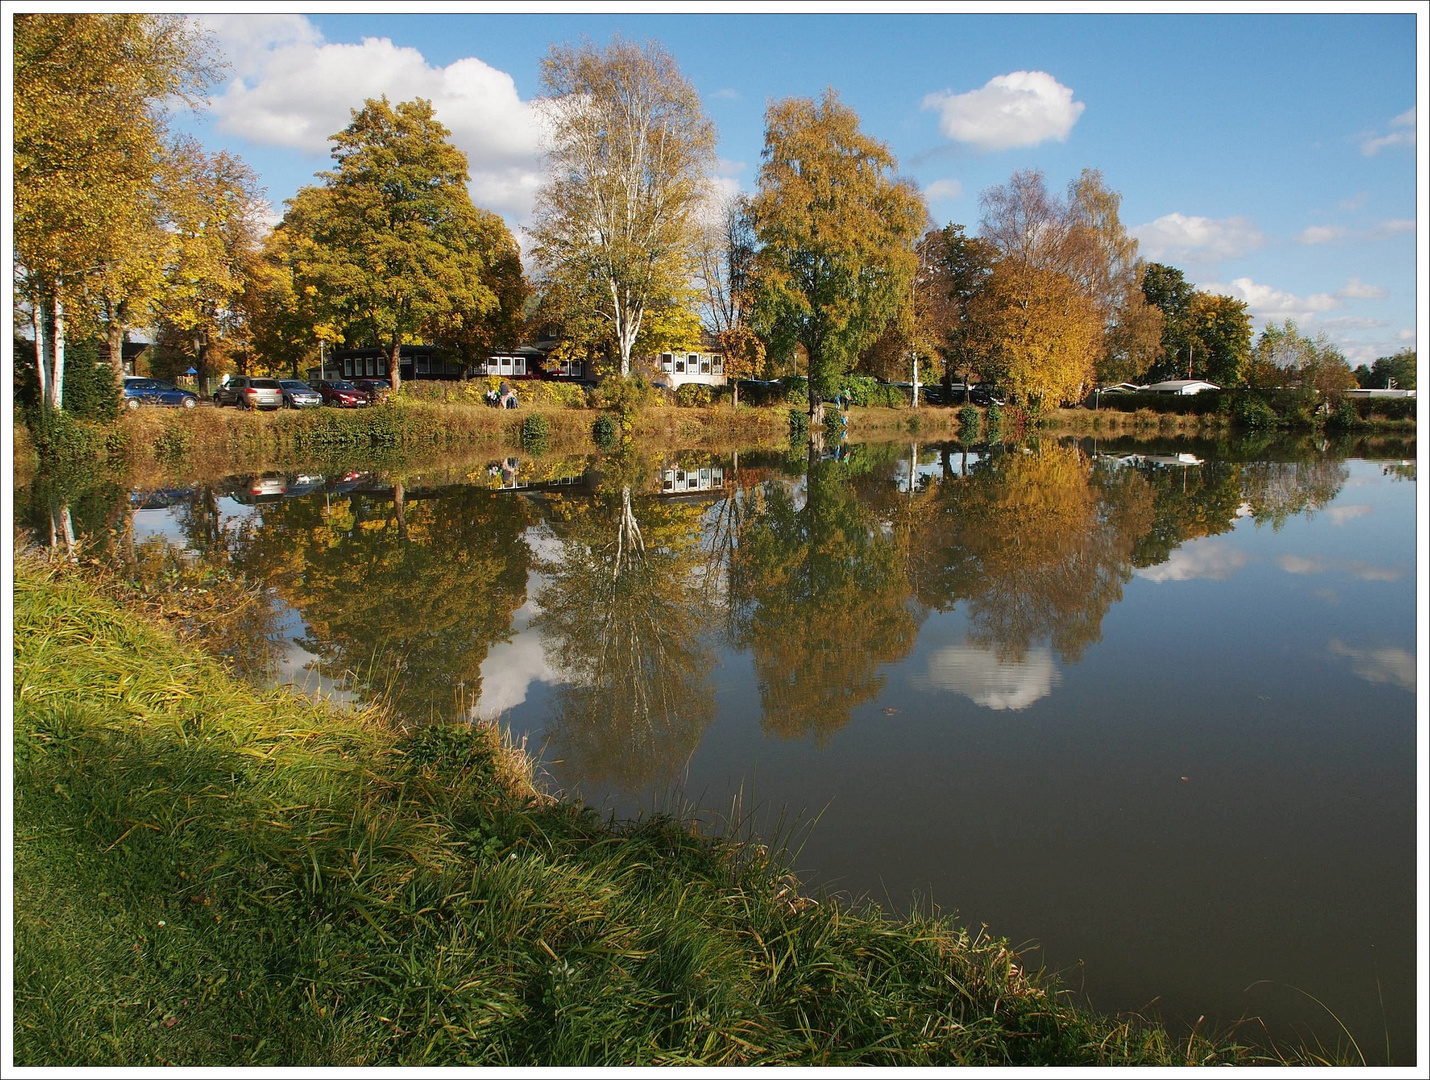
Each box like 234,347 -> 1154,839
14,556 -> 1309,1066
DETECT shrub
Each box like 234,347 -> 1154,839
1233,396 -> 1280,431
518,413 -> 551,452
592,413 -> 618,450
675,383 -> 715,408
788,408 -> 809,441
958,405 -> 980,440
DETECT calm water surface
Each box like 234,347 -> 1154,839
23,437 -> 1419,1062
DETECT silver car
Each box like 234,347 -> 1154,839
216,376 -> 284,411
279,379 -> 323,408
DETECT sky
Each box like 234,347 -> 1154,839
174,9 -> 1425,366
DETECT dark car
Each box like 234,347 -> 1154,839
279,379 -> 323,409
353,378 -> 392,404
122,377 -> 198,410
312,380 -> 370,408
969,387 -> 1005,407
214,376 -> 284,410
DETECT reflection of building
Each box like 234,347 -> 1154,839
661,465 -> 726,495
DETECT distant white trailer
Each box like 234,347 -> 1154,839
1343,388 -> 1416,399
1142,380 -> 1220,395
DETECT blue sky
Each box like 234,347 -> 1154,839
180,11 -> 1424,365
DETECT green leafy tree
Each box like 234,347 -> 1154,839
277,97 -> 510,392
1186,292 -> 1252,386
530,37 -> 716,377
1368,348 -> 1416,390
750,90 -> 927,426
1250,320 -> 1356,395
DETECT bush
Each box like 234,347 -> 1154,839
958,405 -> 980,440
591,413 -> 618,451
675,383 -> 715,408
518,413 -> 551,452
1233,395 -> 1280,431
788,408 -> 809,441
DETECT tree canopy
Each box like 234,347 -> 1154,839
530,37 -> 715,377
750,91 -> 927,420
276,97 -> 514,391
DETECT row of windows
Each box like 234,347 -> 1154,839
661,466 -> 726,492
480,356 -> 528,376
660,352 -> 724,376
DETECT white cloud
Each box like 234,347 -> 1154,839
1373,218 -> 1416,237
474,599 -> 563,718
1131,213 -> 1265,264
1201,277 -> 1341,321
1325,504 -> 1374,526
1277,554 -> 1402,581
1360,107 -> 1416,155
1299,221 -> 1414,246
1339,191 -> 1369,211
924,178 -> 963,201
922,71 -> 1084,151
1298,225 -> 1347,245
1136,539 -> 1250,583
710,87 -> 740,101
1320,316 -> 1387,330
1336,277 -> 1386,300
1327,639 -> 1416,691
919,642 -> 1061,711
200,16 -> 544,221
1396,328 -> 1416,341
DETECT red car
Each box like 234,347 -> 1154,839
312,380 -> 370,408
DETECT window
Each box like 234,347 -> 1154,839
343,359 -> 352,377
688,354 -> 699,373
712,355 -> 723,375
675,356 -> 685,373
700,355 -> 711,374
515,357 -> 526,376
661,353 -> 673,372
416,356 -> 429,375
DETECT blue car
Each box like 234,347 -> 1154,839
123,377 -> 198,410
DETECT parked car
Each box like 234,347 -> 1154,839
215,376 -> 284,411
353,378 -> 392,404
122,377 -> 198,410
312,379 -> 370,408
969,386 -> 1005,407
279,379 -> 323,409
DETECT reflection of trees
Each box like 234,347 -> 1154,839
730,449 -> 918,741
1237,458 -> 1348,530
1128,460 -> 1244,568
907,445 -> 1153,663
534,480 -> 715,790
236,483 -> 532,723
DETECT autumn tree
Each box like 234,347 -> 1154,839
979,169 -> 1161,387
530,37 -> 715,377
1365,348 -> 1417,390
967,260 -> 1102,408
696,194 -> 765,404
1249,320 -> 1357,395
276,98 -> 510,392
750,90 -> 927,424
152,144 -> 267,389
14,13 -> 216,408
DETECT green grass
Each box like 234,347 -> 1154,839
13,555 -> 1314,1066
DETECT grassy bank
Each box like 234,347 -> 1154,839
12,555 -> 1315,1067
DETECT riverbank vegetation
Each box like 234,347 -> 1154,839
15,553 -> 1336,1066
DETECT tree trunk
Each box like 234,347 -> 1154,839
106,310 -> 127,389
33,299 -> 48,408
389,340 -> 403,393
194,337 -> 207,400
393,481 -> 408,542
45,294 -> 66,411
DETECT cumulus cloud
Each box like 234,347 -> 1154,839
198,16 -> 544,220
919,642 -> 1061,711
924,178 -> 964,201
1360,107 -> 1416,155
1276,554 -> 1402,581
1327,639 -> 1416,691
709,87 -> 740,101
1136,539 -> 1250,583
1201,277 -> 1341,321
474,599 -> 563,718
922,71 -> 1084,151
1130,213 -> 1265,264
1337,277 -> 1387,300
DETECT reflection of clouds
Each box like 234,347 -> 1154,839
919,643 -> 1061,711
1328,639 -> 1416,692
475,592 -> 560,719
1277,554 -> 1403,581
1137,540 -> 1250,583
1325,504 -> 1373,525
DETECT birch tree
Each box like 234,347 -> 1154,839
14,13 -> 215,408
530,38 -> 716,377
695,195 -> 764,404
